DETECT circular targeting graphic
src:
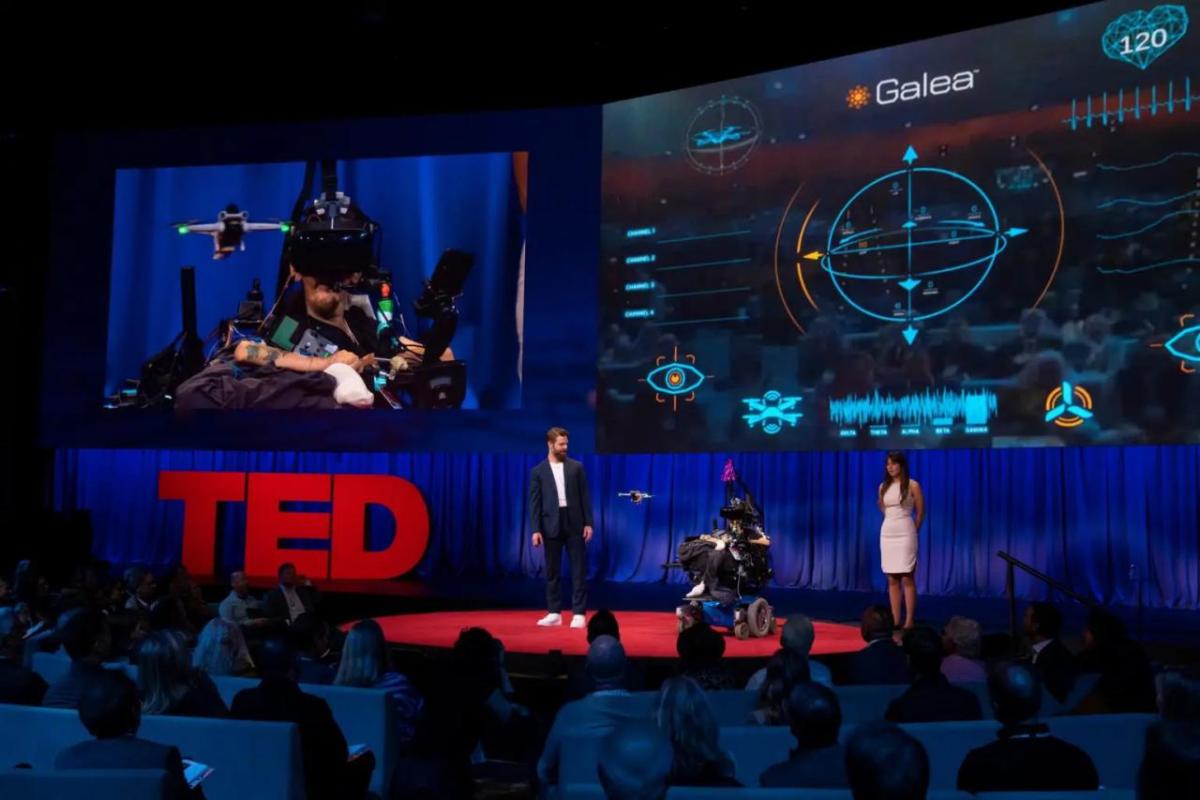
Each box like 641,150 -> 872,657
684,96 -> 761,175
775,145 -> 1063,345
821,158 -> 1021,328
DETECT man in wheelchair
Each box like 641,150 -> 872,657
677,498 -> 772,601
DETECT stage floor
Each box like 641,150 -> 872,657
365,609 -> 867,659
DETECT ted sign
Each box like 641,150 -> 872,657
158,471 -> 430,580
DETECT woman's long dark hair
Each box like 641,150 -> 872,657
882,450 -> 910,502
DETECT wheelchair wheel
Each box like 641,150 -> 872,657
734,622 -> 750,640
748,598 -> 772,638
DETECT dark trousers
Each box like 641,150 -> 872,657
545,532 -> 588,614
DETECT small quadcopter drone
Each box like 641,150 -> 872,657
172,203 -> 288,259
617,490 -> 654,505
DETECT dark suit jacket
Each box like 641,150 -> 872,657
231,677 -> 350,800
759,744 -> 849,788
957,724 -> 1099,793
42,660 -> 108,709
263,585 -> 320,623
885,674 -> 983,723
54,735 -> 192,800
845,638 -> 912,685
529,457 -> 593,539
1029,638 -> 1077,703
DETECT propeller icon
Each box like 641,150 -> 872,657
1044,381 -> 1094,426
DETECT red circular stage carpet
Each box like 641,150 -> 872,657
368,610 -> 866,658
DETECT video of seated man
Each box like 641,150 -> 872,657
104,153 -> 528,411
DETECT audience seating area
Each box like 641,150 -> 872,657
0,702 -> 305,800
27,650 -> 395,797
0,768 -> 171,800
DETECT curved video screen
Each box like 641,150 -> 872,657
599,0 -> 1200,452
41,107 -> 601,451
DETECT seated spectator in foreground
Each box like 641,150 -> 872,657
598,722 -> 674,800
564,610 -> 646,699
0,606 -> 47,705
137,629 -> 227,718
759,682 -> 848,788
538,635 -> 640,787
54,669 -> 198,799
1023,601 -> 1077,704
42,609 -> 112,709
1138,720 -> 1200,800
230,635 -> 374,800
334,618 -> 424,748
941,615 -> 987,684
845,721 -> 929,800
656,676 -> 740,787
1158,666 -> 1200,721
957,662 -> 1098,793
886,626 -> 982,723
845,605 -> 911,685
192,617 -> 255,677
292,613 -> 338,684
1075,606 -> 1156,714
746,613 -> 833,690
750,647 -> 810,726
677,622 -> 737,691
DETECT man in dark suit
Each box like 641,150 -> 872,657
231,635 -> 374,800
42,609 -> 112,709
1023,602 -> 1077,703
845,605 -> 912,685
957,662 -> 1099,793
529,426 -> 593,628
54,669 -> 196,799
760,682 -> 849,788
537,636 -> 641,786
885,626 -> 983,723
263,562 -> 320,626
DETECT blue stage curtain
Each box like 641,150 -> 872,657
52,446 -> 1200,609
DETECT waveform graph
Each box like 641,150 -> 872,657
1093,151 -> 1200,276
828,388 -> 999,435
1063,76 -> 1196,131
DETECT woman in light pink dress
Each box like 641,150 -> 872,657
878,451 -> 924,630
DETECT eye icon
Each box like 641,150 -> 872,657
1152,314 -> 1200,374
1164,325 -> 1200,369
638,345 -> 715,412
646,362 -> 706,396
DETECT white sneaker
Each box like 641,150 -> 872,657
537,613 -> 563,626
685,582 -> 707,598
571,614 -> 587,629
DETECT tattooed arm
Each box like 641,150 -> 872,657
233,340 -> 368,372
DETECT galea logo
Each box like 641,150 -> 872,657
850,69 -> 978,108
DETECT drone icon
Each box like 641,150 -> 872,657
172,204 -> 288,260
692,125 -> 750,148
1044,381 -> 1094,428
617,490 -> 654,505
742,390 -> 803,435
